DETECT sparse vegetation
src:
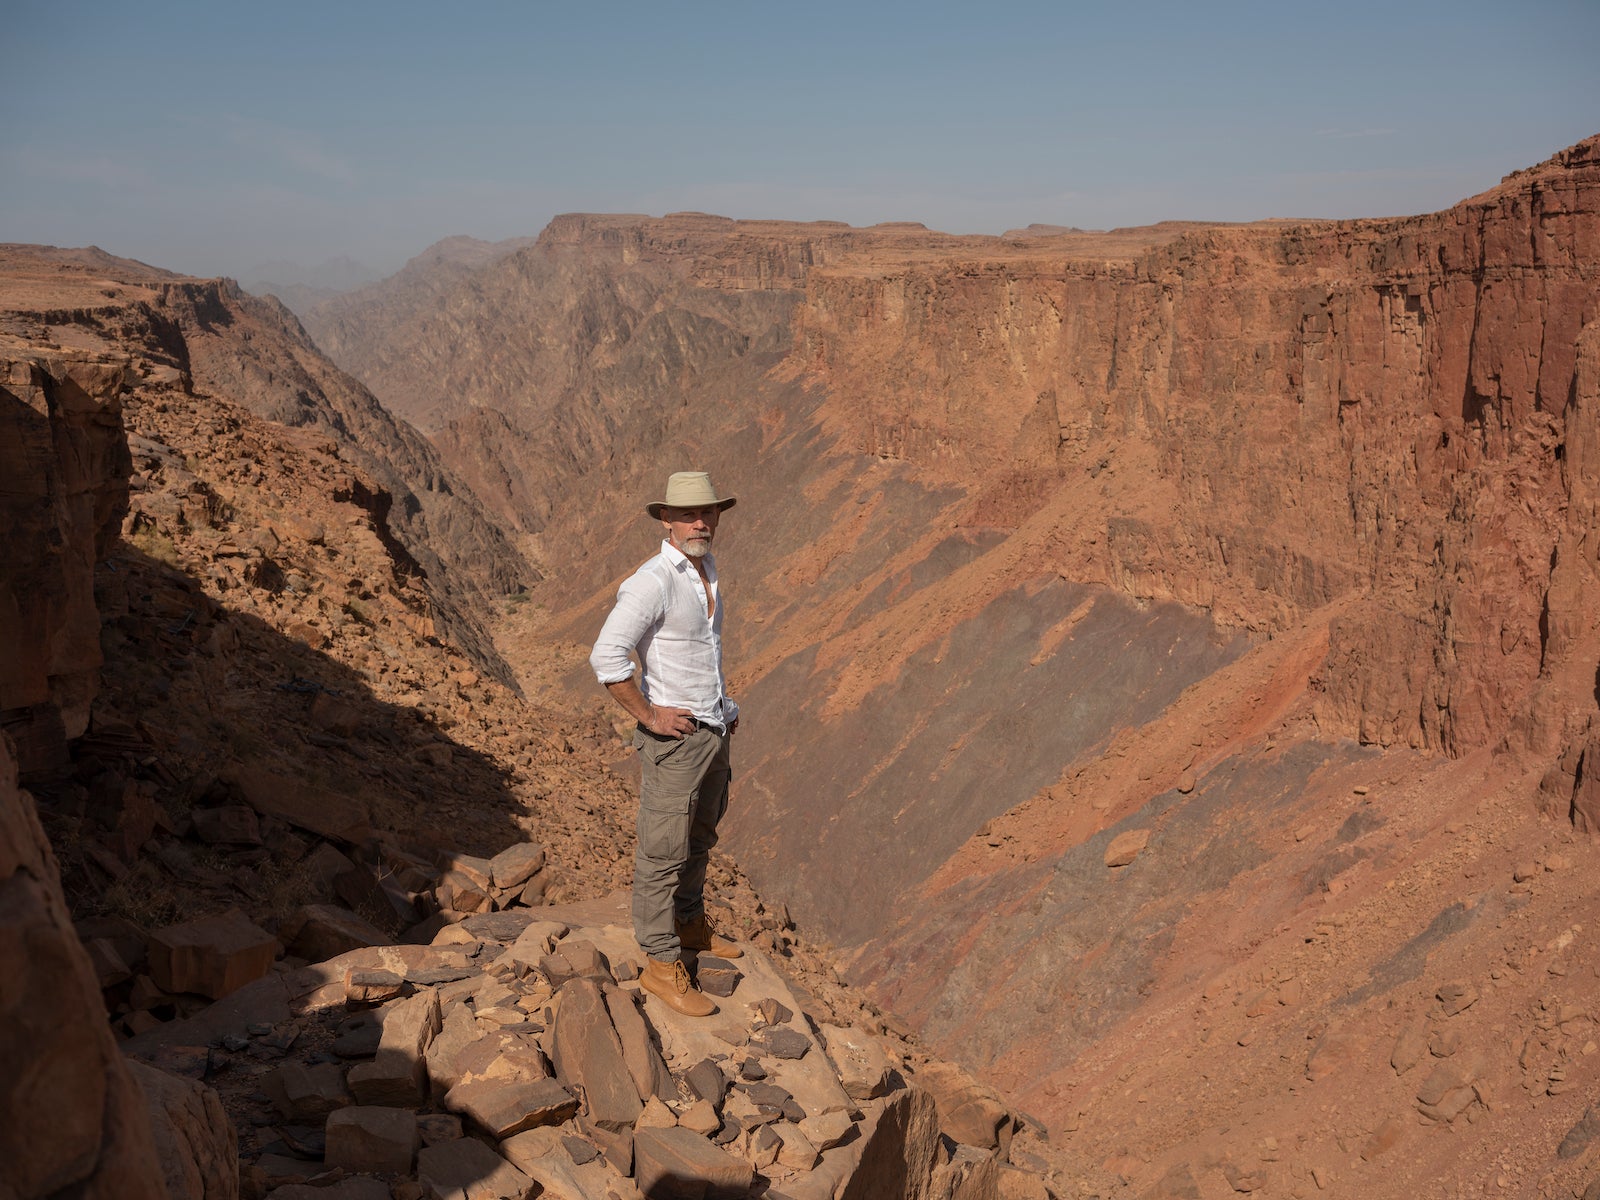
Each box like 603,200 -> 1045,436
127,526 -> 182,569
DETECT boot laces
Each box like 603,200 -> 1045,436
672,960 -> 693,994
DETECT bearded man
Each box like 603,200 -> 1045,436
589,471 -> 744,1016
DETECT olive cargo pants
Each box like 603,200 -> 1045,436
631,722 -> 731,962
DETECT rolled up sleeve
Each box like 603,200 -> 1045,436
590,572 -> 663,685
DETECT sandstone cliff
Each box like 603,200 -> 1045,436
312,136 -> 1600,1195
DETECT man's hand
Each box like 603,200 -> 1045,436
729,717 -> 739,735
645,703 -> 695,739
604,678 -> 694,738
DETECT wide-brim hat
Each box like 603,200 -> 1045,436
646,471 -> 738,519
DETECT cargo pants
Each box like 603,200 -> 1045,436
631,722 -> 731,962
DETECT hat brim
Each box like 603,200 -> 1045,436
647,497 -> 737,519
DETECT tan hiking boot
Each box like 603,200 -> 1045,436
640,957 -> 717,1017
676,914 -> 743,959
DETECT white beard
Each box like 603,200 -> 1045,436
680,538 -> 711,558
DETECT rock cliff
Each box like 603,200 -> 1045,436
1,344 -> 233,1199
311,136 -> 1600,1194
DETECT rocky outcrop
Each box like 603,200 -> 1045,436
305,136 -> 1600,948
1,355 -> 129,777
0,245 -> 531,686
786,135 -> 1600,760
1,733 -> 168,1200
0,337 -> 235,1199
121,894 -> 1016,1200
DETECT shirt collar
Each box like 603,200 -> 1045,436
659,539 -> 716,579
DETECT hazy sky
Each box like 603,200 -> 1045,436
6,0 -> 1597,283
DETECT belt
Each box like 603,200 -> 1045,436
686,716 -> 726,735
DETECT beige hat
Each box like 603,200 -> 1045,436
647,471 -> 737,519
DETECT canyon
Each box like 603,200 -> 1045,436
3,131 -> 1600,1199
1,244 -> 1041,1200
299,134 -> 1600,1196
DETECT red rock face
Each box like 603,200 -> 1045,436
305,137 -> 1600,1193
1,356 -> 130,774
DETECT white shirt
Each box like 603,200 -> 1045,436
590,540 -> 739,728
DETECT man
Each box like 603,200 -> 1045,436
589,470 -> 744,1017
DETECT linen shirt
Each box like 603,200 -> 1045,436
590,540 -> 738,729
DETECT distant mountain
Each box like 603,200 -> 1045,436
244,254 -> 381,319
297,235 -> 538,428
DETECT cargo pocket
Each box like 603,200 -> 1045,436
638,791 -> 692,864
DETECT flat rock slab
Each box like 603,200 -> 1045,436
417,1137 -> 533,1200
445,1077 -> 577,1137
550,977 -> 640,1171
224,761 -> 370,843
458,911 -> 538,942
634,1126 -> 754,1199
325,1105 -> 417,1174
499,1129 -> 627,1200
281,905 -> 392,965
534,891 -> 631,929
749,1027 -> 810,1060
123,972 -> 300,1068
489,842 -> 546,891
603,983 -> 674,1102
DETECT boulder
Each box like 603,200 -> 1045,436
347,988 -> 441,1105
550,977 -> 642,1170
1103,828 -> 1151,868
129,1060 -> 239,1200
837,1087 -> 944,1200
821,1024 -> 894,1100
633,1126 -> 754,1199
148,908 -> 278,999
263,1062 -> 352,1121
325,1105 -> 418,1174
915,1061 -> 1015,1153
417,1137 -> 533,1200
279,904 -> 390,962
222,761 -> 370,843
445,1077 -> 578,1137
489,842 -> 546,892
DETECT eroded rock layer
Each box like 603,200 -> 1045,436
308,136 -> 1600,1195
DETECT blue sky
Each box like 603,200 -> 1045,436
5,0 -> 1597,282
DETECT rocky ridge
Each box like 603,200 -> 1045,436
0,243 -> 533,685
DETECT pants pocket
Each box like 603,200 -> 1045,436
635,728 -> 684,766
638,798 -> 691,864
